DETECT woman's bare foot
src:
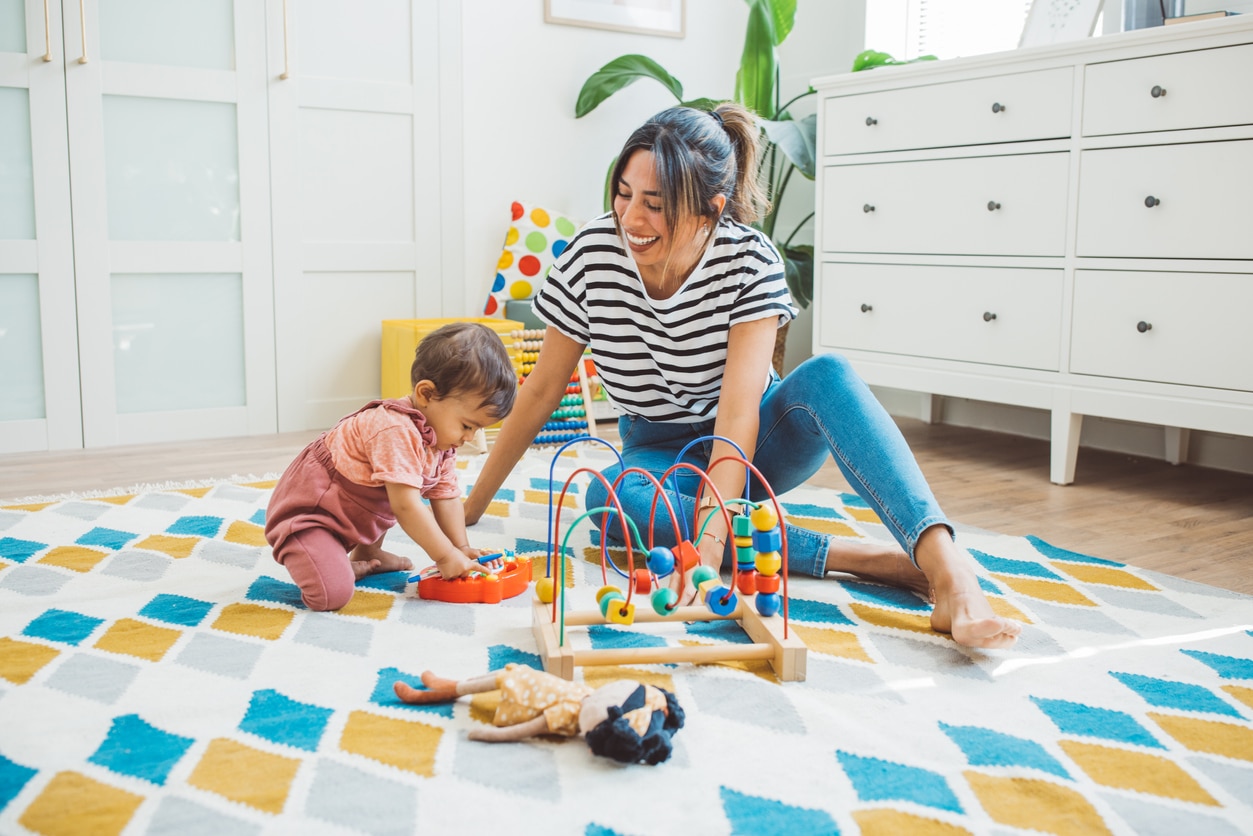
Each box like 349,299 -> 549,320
825,540 -> 933,601
349,542 -> 413,579
914,526 -> 1021,649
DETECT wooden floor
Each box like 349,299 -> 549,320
2,419 -> 1250,594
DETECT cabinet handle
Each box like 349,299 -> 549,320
1144,195 -> 1160,208
863,203 -> 875,213
865,116 -> 877,126
1151,85 -> 1167,98
991,102 -> 1006,113
860,303 -> 873,313
987,201 -> 1001,211
279,0 -> 291,79
983,311 -> 997,322
1137,320 -> 1152,333
76,0 -> 87,63
42,0 -> 52,61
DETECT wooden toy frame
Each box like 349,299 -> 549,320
531,436 -> 808,682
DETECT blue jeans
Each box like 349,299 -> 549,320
584,353 -> 951,578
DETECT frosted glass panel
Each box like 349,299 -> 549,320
0,274 -> 45,421
112,273 -> 245,413
0,0 -> 24,54
298,0 -> 411,83
103,96 -> 240,241
100,0 -> 235,70
299,109 -> 413,243
0,87 -> 35,240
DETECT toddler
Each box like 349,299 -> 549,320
265,322 -> 517,611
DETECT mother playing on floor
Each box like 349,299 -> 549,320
464,103 -> 1020,649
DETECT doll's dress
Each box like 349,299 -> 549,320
493,663 -> 593,736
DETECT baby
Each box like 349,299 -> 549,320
265,322 -> 517,611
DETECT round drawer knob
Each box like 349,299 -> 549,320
863,203 -> 875,213
1137,320 -> 1152,333
983,311 -> 998,322
987,200 -> 1001,211
1150,85 -> 1167,98
1145,195 -> 1161,208
860,303 -> 873,313
991,102 -> 1006,113
865,116 -> 878,126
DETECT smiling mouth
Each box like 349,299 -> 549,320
624,231 -> 659,247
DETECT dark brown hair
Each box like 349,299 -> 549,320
410,322 -> 517,419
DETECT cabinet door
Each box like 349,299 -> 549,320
0,0 -> 79,453
63,0 -> 276,446
268,0 -> 443,431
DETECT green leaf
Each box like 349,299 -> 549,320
755,0 -> 797,46
760,113 -> 816,180
575,55 -> 684,118
852,49 -> 940,72
780,243 -> 814,309
681,97 -> 724,113
735,1 -> 776,117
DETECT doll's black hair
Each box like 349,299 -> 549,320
584,685 -> 685,765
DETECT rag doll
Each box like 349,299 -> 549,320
393,664 -> 684,765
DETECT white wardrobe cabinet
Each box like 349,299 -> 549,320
813,18 -> 1253,484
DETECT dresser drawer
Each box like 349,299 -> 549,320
1070,270 -> 1253,391
823,68 -> 1072,155
1083,44 -> 1253,137
819,263 -> 1063,371
822,153 -> 1069,256
1076,140 -> 1253,259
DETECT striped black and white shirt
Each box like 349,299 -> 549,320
532,213 -> 797,423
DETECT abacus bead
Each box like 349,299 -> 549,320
691,565 -> 719,587
606,600 -> 636,625
752,526 -> 782,553
756,591 -> 782,617
596,585 -> 622,605
633,568 -> 651,595
732,515 -> 754,538
706,585 -> 738,616
646,546 -> 675,576
755,572 -> 780,595
736,570 -> 758,596
756,551 -> 782,576
751,505 -> 778,532
535,577 -> 555,603
599,590 -> 625,618
651,587 -> 678,616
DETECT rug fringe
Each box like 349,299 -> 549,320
2,473 -> 284,505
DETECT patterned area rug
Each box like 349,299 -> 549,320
2,446 -> 1253,835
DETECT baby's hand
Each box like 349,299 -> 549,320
434,551 -> 486,580
461,546 -> 505,573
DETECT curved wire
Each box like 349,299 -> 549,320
544,435 -> 624,576
556,506 -> 645,642
669,434 -> 749,541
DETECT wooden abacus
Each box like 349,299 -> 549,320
511,328 -> 598,446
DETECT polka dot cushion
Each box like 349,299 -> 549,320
483,201 -> 580,316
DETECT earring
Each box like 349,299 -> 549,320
701,225 -> 709,237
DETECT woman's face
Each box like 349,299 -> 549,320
613,150 -> 707,285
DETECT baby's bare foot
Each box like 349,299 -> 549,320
349,544 -> 413,577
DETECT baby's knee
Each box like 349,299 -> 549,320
302,584 -> 354,612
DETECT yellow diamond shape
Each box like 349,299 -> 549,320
484,499 -> 511,517
1222,685 -> 1253,712
0,636 -> 61,684
212,603 -> 294,640
188,738 -> 300,814
785,516 -> 862,538
844,506 -> 881,524
853,809 -> 972,836
965,771 -> 1111,835
1052,562 -> 1157,590
94,618 -> 182,662
133,534 -> 200,559
524,489 -> 576,507
240,479 -> 278,490
1058,739 -> 1217,805
336,589 -> 394,620
1149,712 -> 1253,762
90,494 -> 134,506
224,520 -> 267,547
792,625 -> 874,662
176,486 -> 213,498
38,545 -> 109,572
849,603 -> 937,636
989,595 -> 1032,624
340,710 -> 442,776
3,501 -> 55,512
19,771 -> 143,836
992,575 -> 1095,606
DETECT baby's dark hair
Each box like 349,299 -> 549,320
409,322 -> 517,420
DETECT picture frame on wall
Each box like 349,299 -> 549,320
1019,0 -> 1105,47
544,0 -> 686,38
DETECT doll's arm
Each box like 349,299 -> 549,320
466,715 -> 550,742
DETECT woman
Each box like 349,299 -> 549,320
464,104 -> 1019,649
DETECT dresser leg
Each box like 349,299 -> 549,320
1165,427 -> 1191,466
920,394 -> 942,424
1050,410 -> 1083,485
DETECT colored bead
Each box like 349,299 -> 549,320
596,585 -> 623,605
705,585 -> 738,616
752,526 -> 782,553
732,515 -> 754,538
755,573 -> 780,595
755,551 -> 781,576
651,587 -> 679,616
691,565 -> 719,587
751,505 -> 778,532
756,591 -> 782,617
606,599 -> 636,625
535,577 -> 555,604
733,535 -> 753,549
633,568 -> 651,595
736,545 -> 756,565
599,590 -> 625,618
646,546 -> 675,576
673,540 -> 700,573
736,570 -> 758,596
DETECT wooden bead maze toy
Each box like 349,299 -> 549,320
530,435 -> 807,682
512,328 -> 598,447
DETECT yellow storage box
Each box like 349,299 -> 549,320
380,318 -> 524,399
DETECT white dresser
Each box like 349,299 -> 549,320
812,18 -> 1253,484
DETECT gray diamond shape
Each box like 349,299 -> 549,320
688,674 -> 806,733
306,759 -> 417,836
802,657 -> 904,702
398,599 -> 476,636
1090,586 -> 1202,619
212,485 -> 265,503
0,510 -> 21,530
149,796 -> 261,835
44,653 -> 140,704
1100,791 -> 1242,836
52,501 -> 111,521
101,550 -> 169,581
133,493 -> 193,512
0,565 -> 70,596
176,632 -> 263,679
1022,599 -> 1135,636
294,613 -> 374,655
200,539 -> 263,570
866,634 -> 994,681
454,736 -> 560,799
